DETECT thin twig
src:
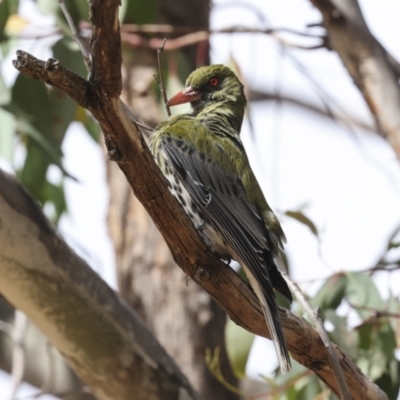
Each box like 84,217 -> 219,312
8,311 -> 28,400
58,0 -> 91,70
118,24 -> 325,39
156,38 -> 171,117
281,272 -> 351,400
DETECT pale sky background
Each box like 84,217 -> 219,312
1,0 -> 400,398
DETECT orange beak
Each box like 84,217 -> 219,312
167,86 -> 202,106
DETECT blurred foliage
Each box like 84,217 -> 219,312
0,1 -> 399,399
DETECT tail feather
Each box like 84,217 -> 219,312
260,290 -> 291,374
241,264 -> 291,374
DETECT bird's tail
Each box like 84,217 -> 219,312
241,264 -> 291,373
259,288 -> 291,374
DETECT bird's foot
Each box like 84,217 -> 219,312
222,256 -> 232,266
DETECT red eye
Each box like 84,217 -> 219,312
209,77 -> 219,86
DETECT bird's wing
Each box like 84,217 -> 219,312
160,121 -> 292,303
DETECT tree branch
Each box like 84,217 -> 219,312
7,0 -> 387,398
0,170 -> 197,400
310,0 -> 400,158
282,273 -> 351,400
11,50 -> 387,400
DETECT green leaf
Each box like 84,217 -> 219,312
346,272 -> 383,319
295,374 -> 322,400
42,181 -> 67,223
124,0 -> 157,24
377,322 -> 396,360
75,107 -> 101,142
374,360 -> 400,400
359,349 -> 387,381
0,0 -> 10,40
285,210 -> 319,237
324,310 -> 358,358
225,319 -> 254,378
0,35 -> 18,57
357,322 -> 372,350
53,37 -> 86,78
9,71 -> 76,211
312,273 -> 347,310
0,73 -> 10,105
0,108 -> 15,161
119,0 -> 129,23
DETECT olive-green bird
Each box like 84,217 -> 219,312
150,65 -> 292,373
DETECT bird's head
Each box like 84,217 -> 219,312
167,65 -> 247,115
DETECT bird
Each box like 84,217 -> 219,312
150,64 -> 292,373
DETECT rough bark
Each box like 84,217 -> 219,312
107,2 -> 238,399
0,170 -> 196,400
310,0 -> 400,158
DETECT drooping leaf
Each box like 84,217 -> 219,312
346,272 -> 383,319
312,273 -> 347,310
0,108 -> 15,162
374,361 -> 400,400
0,73 -> 10,105
9,70 -> 76,210
357,322 -> 373,350
324,310 -> 358,358
359,349 -> 387,381
0,0 -> 10,40
377,322 -> 397,361
225,319 -> 254,378
295,374 -> 323,400
285,210 -> 319,237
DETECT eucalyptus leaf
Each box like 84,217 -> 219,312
285,210 -> 319,237
10,70 -> 76,209
0,73 -> 10,105
53,36 -> 86,77
0,108 -> 15,162
324,310 -> 358,358
346,272 -> 383,319
0,0 -> 10,40
377,322 -> 396,360
225,319 -> 254,378
312,273 -> 347,310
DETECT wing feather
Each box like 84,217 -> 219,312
161,132 -> 292,303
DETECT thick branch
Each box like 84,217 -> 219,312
310,0 -> 400,158
0,170 -> 196,400
89,0 -> 122,98
12,50 -> 387,400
